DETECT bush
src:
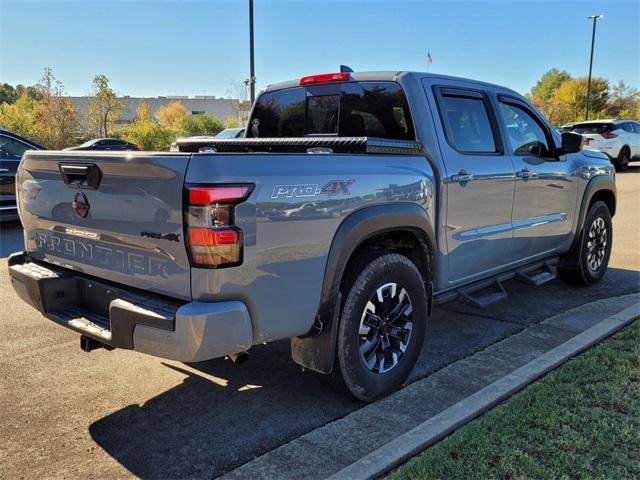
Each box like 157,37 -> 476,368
114,120 -> 175,151
180,113 -> 223,136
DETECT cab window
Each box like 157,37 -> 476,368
247,81 -> 415,140
498,102 -> 551,157
437,94 -> 497,153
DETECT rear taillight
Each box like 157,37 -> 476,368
601,131 -> 617,139
185,184 -> 252,268
583,138 -> 591,146
134,144 -> 141,151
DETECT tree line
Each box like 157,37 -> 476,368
0,68 -> 244,150
1,67 -> 638,150
526,68 -> 639,126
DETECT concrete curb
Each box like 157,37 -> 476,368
329,302 -> 640,480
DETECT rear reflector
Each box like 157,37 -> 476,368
300,72 -> 350,85
189,186 -> 251,205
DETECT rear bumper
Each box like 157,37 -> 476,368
8,252 -> 253,362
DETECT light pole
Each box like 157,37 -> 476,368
585,14 -> 603,120
248,0 -> 256,105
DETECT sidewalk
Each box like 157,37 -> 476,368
221,293 -> 640,480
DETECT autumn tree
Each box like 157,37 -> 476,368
549,77 -> 609,124
607,80 -> 639,118
223,116 -> 241,128
155,100 -> 187,129
225,80 -> 250,125
87,74 -> 123,138
0,83 -> 18,104
115,101 -> 174,151
528,69 -> 572,103
34,67 -> 79,149
0,93 -> 39,140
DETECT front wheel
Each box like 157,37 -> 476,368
558,201 -> 612,286
333,253 -> 428,402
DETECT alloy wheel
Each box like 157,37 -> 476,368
358,282 -> 414,374
587,217 -> 607,272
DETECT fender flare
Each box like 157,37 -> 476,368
291,203 -> 436,374
559,175 -> 616,269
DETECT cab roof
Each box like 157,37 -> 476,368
261,71 -> 520,96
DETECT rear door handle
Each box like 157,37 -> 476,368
516,168 -> 532,179
450,169 -> 473,184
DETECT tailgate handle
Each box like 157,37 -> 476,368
58,163 -> 102,189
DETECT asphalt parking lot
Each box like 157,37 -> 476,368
1,166 -> 639,479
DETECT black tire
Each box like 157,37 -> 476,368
558,200 -> 612,286
333,252 -> 428,402
615,147 -> 630,172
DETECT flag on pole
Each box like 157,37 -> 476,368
427,52 -> 433,65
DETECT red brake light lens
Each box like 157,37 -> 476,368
300,72 -> 350,85
189,186 -> 251,205
601,131 -> 617,139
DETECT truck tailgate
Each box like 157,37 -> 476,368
17,151 -> 192,300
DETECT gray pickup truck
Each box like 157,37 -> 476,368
9,70 -> 616,401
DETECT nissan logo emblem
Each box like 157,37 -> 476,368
72,192 -> 90,219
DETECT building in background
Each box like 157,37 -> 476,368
69,95 -> 250,130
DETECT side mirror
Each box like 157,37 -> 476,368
560,131 -> 582,154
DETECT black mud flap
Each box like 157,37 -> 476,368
291,292 -> 342,374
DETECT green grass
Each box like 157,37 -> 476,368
390,320 -> 640,480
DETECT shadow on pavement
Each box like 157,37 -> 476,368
0,220 -> 24,258
88,267 -> 639,479
86,310 -> 525,478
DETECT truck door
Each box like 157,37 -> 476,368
495,95 -> 577,261
430,85 -> 516,283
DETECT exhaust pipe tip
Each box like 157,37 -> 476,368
228,351 -> 250,365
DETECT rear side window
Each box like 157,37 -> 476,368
247,81 -> 415,140
437,93 -> 497,153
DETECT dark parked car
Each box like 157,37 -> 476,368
64,138 -> 141,151
0,128 -> 43,221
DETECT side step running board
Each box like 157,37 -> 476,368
458,279 -> 508,308
432,257 -> 560,309
516,261 -> 557,286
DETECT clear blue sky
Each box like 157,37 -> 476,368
1,0 -> 638,98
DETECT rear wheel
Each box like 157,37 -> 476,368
333,253 -> 427,402
558,201 -> 612,286
615,147 -> 630,172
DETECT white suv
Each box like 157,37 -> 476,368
572,119 -> 640,171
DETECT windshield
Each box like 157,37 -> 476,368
77,139 -> 98,148
247,81 -> 415,140
215,128 -> 244,138
572,123 -> 613,134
